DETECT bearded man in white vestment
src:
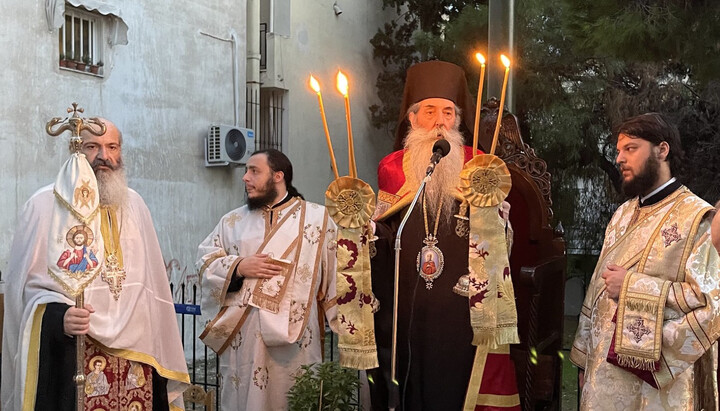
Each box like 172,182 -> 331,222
197,149 -> 338,410
570,113 -> 720,410
1,119 -> 189,410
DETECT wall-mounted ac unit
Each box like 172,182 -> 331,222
205,125 -> 255,167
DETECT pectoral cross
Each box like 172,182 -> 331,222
102,253 -> 126,301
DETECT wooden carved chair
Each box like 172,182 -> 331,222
479,98 -> 567,410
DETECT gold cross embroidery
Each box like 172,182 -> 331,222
102,253 -> 126,301
627,318 -> 652,343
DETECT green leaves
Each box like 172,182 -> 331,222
287,362 -> 360,411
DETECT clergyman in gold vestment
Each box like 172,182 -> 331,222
570,113 -> 720,410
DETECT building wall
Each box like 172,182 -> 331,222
262,0 -> 396,203
0,0 -> 247,277
0,0 -> 396,286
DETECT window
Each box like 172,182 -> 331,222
58,5 -> 103,75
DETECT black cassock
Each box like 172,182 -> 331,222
368,200 -> 474,411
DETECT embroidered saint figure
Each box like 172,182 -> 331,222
73,179 -> 95,209
57,225 -> 98,273
85,358 -> 110,397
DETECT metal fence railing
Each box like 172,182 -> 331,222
172,281 -> 365,410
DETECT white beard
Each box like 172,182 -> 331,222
403,125 -> 464,221
96,167 -> 128,207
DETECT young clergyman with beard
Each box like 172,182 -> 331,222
571,113 -> 720,410
367,60 -> 520,411
2,119 -> 189,410
197,149 -> 339,410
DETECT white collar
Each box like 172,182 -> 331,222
640,177 -> 676,203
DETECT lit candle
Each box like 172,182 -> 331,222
490,55 -> 511,156
472,52 -> 486,157
309,75 -> 339,180
336,70 -> 357,178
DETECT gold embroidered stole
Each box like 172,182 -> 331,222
326,177 -> 379,370
201,199 -> 328,353
99,206 -> 126,300
249,202 -> 303,314
460,155 -> 518,347
586,192 -> 690,312
460,155 -> 519,410
612,190 -> 712,370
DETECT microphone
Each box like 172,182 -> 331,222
425,139 -> 451,176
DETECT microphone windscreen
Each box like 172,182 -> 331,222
432,139 -> 451,158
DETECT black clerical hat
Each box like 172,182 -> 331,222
393,60 -> 477,151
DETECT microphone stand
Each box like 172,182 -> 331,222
388,171 -> 432,411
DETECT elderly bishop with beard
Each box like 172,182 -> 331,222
367,61 -> 520,410
2,119 -> 189,410
570,113 -> 720,410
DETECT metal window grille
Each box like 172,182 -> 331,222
260,23 -> 267,71
59,6 -> 100,65
258,89 -> 285,151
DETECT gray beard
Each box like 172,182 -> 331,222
96,167 -> 128,207
404,125 -> 464,221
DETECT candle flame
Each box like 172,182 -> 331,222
309,75 -> 321,93
336,71 -> 349,96
475,52 -> 486,65
500,54 -> 511,68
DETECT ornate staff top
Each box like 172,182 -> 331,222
46,102 -> 106,152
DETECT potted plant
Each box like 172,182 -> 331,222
287,362 -> 359,411
77,54 -> 90,71
89,59 -> 102,74
66,52 -> 78,70
75,51 -> 85,71
59,53 -> 67,68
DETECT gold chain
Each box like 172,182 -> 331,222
422,192 -> 443,239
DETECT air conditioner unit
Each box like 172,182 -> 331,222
205,125 -> 255,167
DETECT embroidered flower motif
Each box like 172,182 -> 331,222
210,324 -> 231,339
469,277 -> 490,308
260,277 -> 283,297
304,224 -> 321,244
469,239 -> 490,260
231,374 -> 241,389
253,367 -> 269,389
661,223 -> 682,247
289,300 -> 307,324
459,154 -> 512,207
230,331 -> 243,350
337,273 -> 357,305
210,287 -> 223,304
296,327 -> 313,349
325,177 -> 376,228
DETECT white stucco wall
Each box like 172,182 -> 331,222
0,1 -> 248,279
0,1 -> 397,287
263,0 -> 396,203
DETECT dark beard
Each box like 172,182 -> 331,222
247,179 -> 278,210
622,154 -> 660,198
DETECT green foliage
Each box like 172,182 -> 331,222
287,362 -> 360,411
369,0 -> 720,252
